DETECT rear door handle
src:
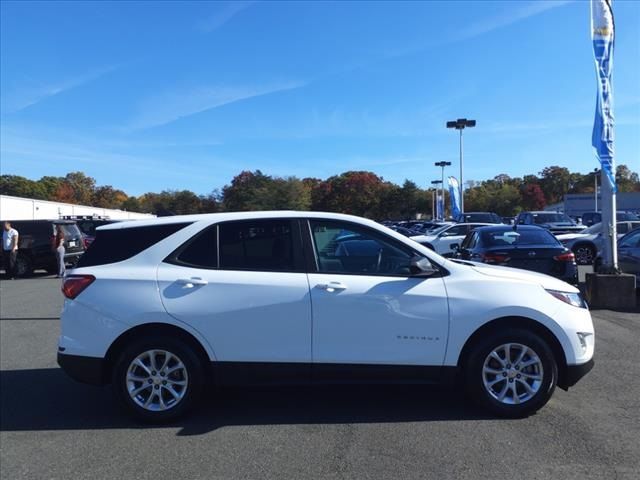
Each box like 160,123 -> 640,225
177,277 -> 208,288
317,281 -> 348,292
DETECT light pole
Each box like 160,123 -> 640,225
431,180 -> 443,220
446,118 -> 476,214
435,161 -> 451,218
592,168 -> 599,212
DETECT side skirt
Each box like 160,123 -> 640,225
211,361 -> 459,387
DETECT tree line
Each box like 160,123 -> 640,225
1,165 -> 638,219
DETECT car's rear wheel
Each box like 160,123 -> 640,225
112,336 -> 204,423
465,329 -> 557,417
573,244 -> 595,265
15,253 -> 33,277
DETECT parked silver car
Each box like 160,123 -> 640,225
556,221 -> 640,265
617,228 -> 640,281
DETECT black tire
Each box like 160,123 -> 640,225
573,243 -> 596,265
464,329 -> 558,418
112,335 -> 205,423
15,253 -> 33,277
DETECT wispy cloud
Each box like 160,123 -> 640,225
128,81 -> 306,130
460,0 -> 573,40
195,1 -> 253,33
0,65 -> 118,114
0,126 -> 227,191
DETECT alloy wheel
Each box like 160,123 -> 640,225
126,349 -> 189,411
482,343 -> 544,405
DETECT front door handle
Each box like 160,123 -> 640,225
317,281 -> 348,292
177,277 -> 208,288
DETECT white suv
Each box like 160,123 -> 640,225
58,211 -> 594,422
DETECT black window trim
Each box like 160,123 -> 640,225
165,223 -> 219,270
303,218 -> 447,278
164,218 -> 306,273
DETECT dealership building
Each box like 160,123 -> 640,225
0,194 -> 154,221
546,192 -> 640,217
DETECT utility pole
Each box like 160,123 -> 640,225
592,168 -> 599,212
431,180 -> 443,220
434,161 -> 451,219
446,118 -> 476,214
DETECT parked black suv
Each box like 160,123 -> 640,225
73,218 -> 120,248
0,220 -> 85,276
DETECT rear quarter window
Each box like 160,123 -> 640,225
76,223 -> 191,267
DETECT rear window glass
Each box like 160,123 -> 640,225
481,229 -> 559,247
58,224 -> 82,238
532,213 -> 572,224
76,223 -> 191,268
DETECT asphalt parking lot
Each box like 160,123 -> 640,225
1,276 -> 639,480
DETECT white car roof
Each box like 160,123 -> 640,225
98,211 -> 387,231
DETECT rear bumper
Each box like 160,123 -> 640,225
559,358 -> 594,390
57,351 -> 106,385
64,251 -> 83,265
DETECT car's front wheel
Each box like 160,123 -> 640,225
112,336 -> 205,423
465,329 -> 557,418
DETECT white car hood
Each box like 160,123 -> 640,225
465,262 -> 579,292
556,232 -> 589,241
410,234 -> 436,243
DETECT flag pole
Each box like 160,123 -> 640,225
591,0 -> 617,272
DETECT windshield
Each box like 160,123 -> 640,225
481,229 -> 559,247
532,213 -> 573,224
429,224 -> 451,236
582,222 -> 602,234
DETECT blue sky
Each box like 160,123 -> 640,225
1,0 -> 639,196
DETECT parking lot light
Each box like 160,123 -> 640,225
446,118 -> 476,214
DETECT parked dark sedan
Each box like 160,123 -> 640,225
454,225 -> 578,284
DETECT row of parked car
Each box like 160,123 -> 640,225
0,218 -> 118,277
383,210 -> 640,284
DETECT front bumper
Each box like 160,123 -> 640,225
558,358 -> 595,390
57,351 -> 106,385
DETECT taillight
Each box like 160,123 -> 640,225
553,252 -> 575,262
62,275 -> 95,299
482,252 -> 510,264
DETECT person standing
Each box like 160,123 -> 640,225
55,225 -> 66,278
2,221 -> 19,279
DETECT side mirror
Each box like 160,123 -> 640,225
409,256 -> 438,277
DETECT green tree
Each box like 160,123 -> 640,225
64,172 -> 96,204
616,164 -> 640,192
539,166 -> 571,204
0,175 -> 47,199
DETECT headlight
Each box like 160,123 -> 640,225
546,289 -> 588,308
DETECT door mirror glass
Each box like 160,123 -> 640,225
409,256 -> 438,277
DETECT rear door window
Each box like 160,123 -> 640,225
218,219 -> 299,272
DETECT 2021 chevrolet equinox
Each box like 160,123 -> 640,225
58,211 -> 594,422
